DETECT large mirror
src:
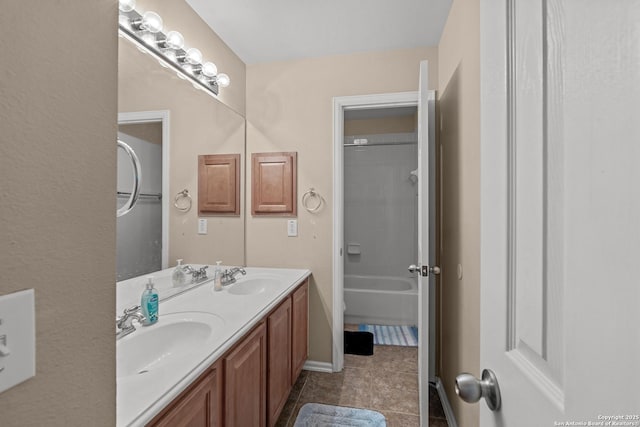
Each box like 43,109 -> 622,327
116,31 -> 245,283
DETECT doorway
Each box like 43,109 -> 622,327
333,87 -> 441,426
117,110 -> 170,280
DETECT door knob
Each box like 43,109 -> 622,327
407,264 -> 441,276
455,369 -> 501,411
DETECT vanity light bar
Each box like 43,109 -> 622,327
118,7 -> 230,97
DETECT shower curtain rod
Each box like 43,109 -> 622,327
343,140 -> 417,147
117,191 -> 162,200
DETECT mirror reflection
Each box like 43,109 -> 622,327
117,31 -> 245,282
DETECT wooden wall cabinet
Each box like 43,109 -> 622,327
224,322 -> 267,427
198,154 -> 240,216
267,298 -> 292,427
148,361 -> 223,427
251,152 -> 297,216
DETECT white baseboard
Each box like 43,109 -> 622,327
303,360 -> 334,373
433,377 -> 458,427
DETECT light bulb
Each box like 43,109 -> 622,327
118,15 -> 131,29
165,31 -> 184,50
185,48 -> 202,65
202,62 -> 218,77
141,11 -> 163,33
182,64 -> 195,75
164,50 -> 177,62
216,73 -> 230,88
141,32 -> 156,46
119,0 -> 136,12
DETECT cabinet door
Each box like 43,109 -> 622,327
224,322 -> 267,427
251,152 -> 297,216
267,298 -> 292,427
291,280 -> 309,383
198,154 -> 240,215
148,362 -> 222,427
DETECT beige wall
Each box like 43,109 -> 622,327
135,0 -> 247,116
118,37 -> 246,267
437,0 -> 481,425
119,122 -> 163,145
0,1 -> 117,425
246,47 -> 438,363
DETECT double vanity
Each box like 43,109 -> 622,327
116,266 -> 311,426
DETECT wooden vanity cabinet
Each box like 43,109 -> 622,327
224,322 -> 267,427
267,298 -> 292,427
147,278 -> 309,427
147,361 -> 223,427
291,280 -> 309,383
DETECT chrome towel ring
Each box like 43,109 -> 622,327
117,139 -> 142,218
302,188 -> 324,213
174,189 -> 192,212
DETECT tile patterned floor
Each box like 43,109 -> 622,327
276,329 -> 449,427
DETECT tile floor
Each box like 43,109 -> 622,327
275,332 -> 449,426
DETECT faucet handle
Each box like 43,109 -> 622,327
123,305 -> 141,315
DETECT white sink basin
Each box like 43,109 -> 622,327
227,277 -> 280,296
117,312 -> 224,379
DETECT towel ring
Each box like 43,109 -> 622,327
174,189 -> 192,212
302,188 -> 323,213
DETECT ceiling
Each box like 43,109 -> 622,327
186,0 -> 452,64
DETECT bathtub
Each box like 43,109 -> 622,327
344,274 -> 418,326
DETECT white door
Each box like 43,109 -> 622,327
416,61 -> 437,425
478,0 -> 640,425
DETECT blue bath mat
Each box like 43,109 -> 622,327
358,324 -> 418,347
294,403 -> 386,426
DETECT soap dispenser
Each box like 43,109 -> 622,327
172,259 -> 188,287
213,261 -> 223,292
141,277 -> 159,325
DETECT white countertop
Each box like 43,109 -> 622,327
116,266 -> 311,427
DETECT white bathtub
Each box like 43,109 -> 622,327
344,274 -> 418,326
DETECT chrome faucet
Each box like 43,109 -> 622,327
183,265 -> 209,283
220,267 -> 246,286
116,306 -> 145,339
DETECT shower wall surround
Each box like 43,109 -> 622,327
344,133 -> 418,278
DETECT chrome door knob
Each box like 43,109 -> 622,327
408,264 -> 421,273
408,264 -> 441,276
455,369 -> 501,411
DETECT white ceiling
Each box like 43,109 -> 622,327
186,0 -> 452,64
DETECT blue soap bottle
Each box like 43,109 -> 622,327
141,277 -> 159,325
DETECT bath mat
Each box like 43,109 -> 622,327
293,403 -> 386,427
358,324 -> 418,347
344,331 -> 374,356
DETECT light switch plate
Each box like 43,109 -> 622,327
198,218 -> 208,235
287,219 -> 298,237
0,289 -> 35,393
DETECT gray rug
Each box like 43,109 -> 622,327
294,403 -> 386,426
